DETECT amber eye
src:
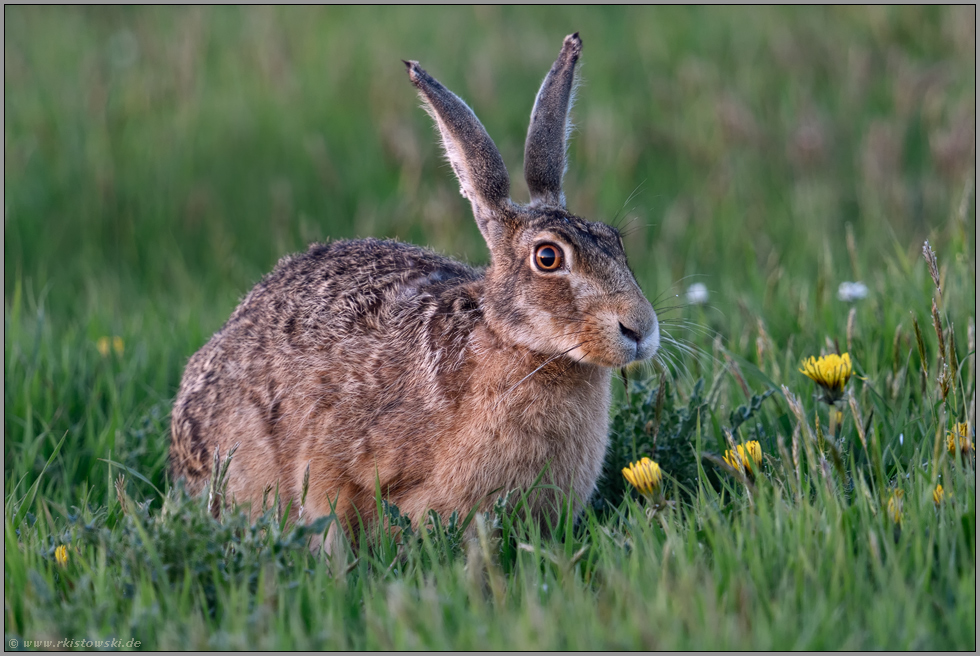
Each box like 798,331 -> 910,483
533,243 -> 563,271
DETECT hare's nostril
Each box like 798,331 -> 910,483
619,322 -> 641,344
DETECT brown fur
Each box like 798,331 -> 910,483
170,33 -> 659,545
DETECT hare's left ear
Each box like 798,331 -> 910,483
523,33 -> 582,209
405,60 -> 512,246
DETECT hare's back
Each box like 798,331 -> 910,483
227,237 -> 482,348
170,237 -> 483,486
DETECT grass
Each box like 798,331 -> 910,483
4,6 -> 976,650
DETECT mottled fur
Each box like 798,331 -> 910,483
170,33 -> 659,546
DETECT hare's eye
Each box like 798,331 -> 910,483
533,243 -> 563,271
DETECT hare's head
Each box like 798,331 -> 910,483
406,33 -> 657,369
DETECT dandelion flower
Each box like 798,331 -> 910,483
799,352 -> 852,403
97,336 -> 125,357
723,440 -> 763,478
933,484 -> 945,507
55,545 -> 68,567
946,422 -> 974,458
886,489 -> 903,525
622,457 -> 663,498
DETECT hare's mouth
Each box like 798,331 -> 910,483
567,313 -> 659,368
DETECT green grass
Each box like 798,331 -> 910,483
5,6 -> 976,650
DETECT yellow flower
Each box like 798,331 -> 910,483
933,484 -> 945,507
886,489 -> 904,525
96,336 -> 125,357
946,422 -> 974,457
723,440 -> 763,478
622,457 -> 663,497
799,352 -> 852,403
55,545 -> 69,567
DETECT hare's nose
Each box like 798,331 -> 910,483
619,322 -> 642,344
619,306 -> 659,361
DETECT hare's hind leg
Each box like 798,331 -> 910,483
171,392 -> 289,519
168,408 -> 211,497
307,515 -> 351,557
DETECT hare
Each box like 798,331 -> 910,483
170,33 -> 659,547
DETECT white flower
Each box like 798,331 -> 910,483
686,282 -> 709,305
837,281 -> 868,302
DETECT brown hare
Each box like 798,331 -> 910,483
170,33 -> 659,547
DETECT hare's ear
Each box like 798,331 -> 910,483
523,33 -> 582,209
405,60 -> 511,245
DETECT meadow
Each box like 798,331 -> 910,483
4,6 -> 976,649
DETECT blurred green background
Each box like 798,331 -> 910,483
6,6 -> 973,321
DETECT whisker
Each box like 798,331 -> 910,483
661,340 -> 711,367
555,328 -> 593,340
649,286 -> 685,307
657,339 -> 718,385
653,303 -> 693,315
660,322 -> 717,347
619,221 -> 654,238
489,343 -> 586,413
658,320 -> 718,340
616,214 -> 642,234
653,349 -> 683,378
649,274 -> 713,302
658,350 -> 698,384
611,181 -> 647,229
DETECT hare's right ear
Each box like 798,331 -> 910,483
524,33 -> 582,209
405,61 -> 512,246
